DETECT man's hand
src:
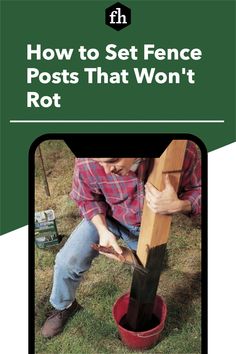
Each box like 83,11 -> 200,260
98,227 -> 123,261
91,214 -> 123,260
145,174 -> 191,215
98,226 -> 122,254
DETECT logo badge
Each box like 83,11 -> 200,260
105,2 -> 131,31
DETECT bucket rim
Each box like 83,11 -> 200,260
112,292 -> 167,336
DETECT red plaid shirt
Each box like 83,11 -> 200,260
70,141 -> 201,226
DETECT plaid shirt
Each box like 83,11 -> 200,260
70,141 -> 201,226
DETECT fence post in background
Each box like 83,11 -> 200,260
38,145 -> 50,197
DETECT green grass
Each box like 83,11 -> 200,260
35,141 -> 201,354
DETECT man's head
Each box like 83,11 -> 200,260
92,158 -> 137,176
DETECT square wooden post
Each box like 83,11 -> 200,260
125,140 -> 187,331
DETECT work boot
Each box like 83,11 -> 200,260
41,300 -> 81,338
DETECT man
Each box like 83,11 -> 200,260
41,141 -> 201,338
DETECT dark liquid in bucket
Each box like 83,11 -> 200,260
119,314 -> 160,332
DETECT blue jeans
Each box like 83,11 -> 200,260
50,218 -> 140,310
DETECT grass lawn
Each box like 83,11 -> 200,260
35,141 -> 201,354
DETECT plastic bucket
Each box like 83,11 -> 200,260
112,293 -> 167,351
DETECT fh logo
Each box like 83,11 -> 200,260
105,2 -> 131,31
110,7 -> 127,24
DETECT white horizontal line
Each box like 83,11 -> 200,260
10,119 -> 224,123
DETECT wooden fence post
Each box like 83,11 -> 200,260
125,140 -> 187,331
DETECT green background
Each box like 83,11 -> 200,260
1,0 -> 235,234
